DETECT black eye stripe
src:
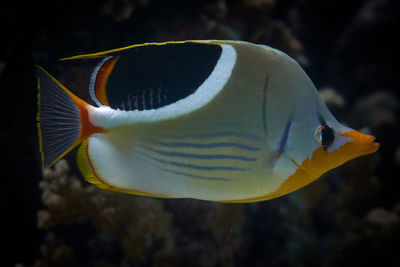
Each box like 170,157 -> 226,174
321,126 -> 335,149
317,115 -> 335,149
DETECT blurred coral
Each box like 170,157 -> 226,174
353,91 -> 399,130
34,160 -> 176,266
366,207 -> 399,226
29,160 -> 249,266
319,87 -> 346,109
102,0 -> 149,22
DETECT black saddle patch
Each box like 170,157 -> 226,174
104,42 -> 222,111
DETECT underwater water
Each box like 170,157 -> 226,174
2,0 -> 400,266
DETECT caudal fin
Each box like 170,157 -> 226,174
36,65 -> 84,170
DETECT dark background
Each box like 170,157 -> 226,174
1,0 -> 399,266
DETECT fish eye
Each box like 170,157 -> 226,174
315,125 -> 335,149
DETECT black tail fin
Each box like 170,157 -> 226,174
36,65 -> 82,170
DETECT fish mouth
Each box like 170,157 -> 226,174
367,136 -> 380,153
340,131 -> 380,156
293,131 -> 379,179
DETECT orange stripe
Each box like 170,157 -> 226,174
77,103 -> 107,140
63,90 -> 107,141
95,56 -> 120,105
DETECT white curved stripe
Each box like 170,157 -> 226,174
89,56 -> 113,107
89,44 -> 237,128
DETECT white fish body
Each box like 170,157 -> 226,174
37,40 -> 379,202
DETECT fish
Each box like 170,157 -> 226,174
36,40 -> 379,203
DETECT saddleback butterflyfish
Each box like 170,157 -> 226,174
36,40 -> 379,202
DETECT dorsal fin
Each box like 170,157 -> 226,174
58,40 -> 218,61
85,42 -> 223,111
59,41 -> 227,111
